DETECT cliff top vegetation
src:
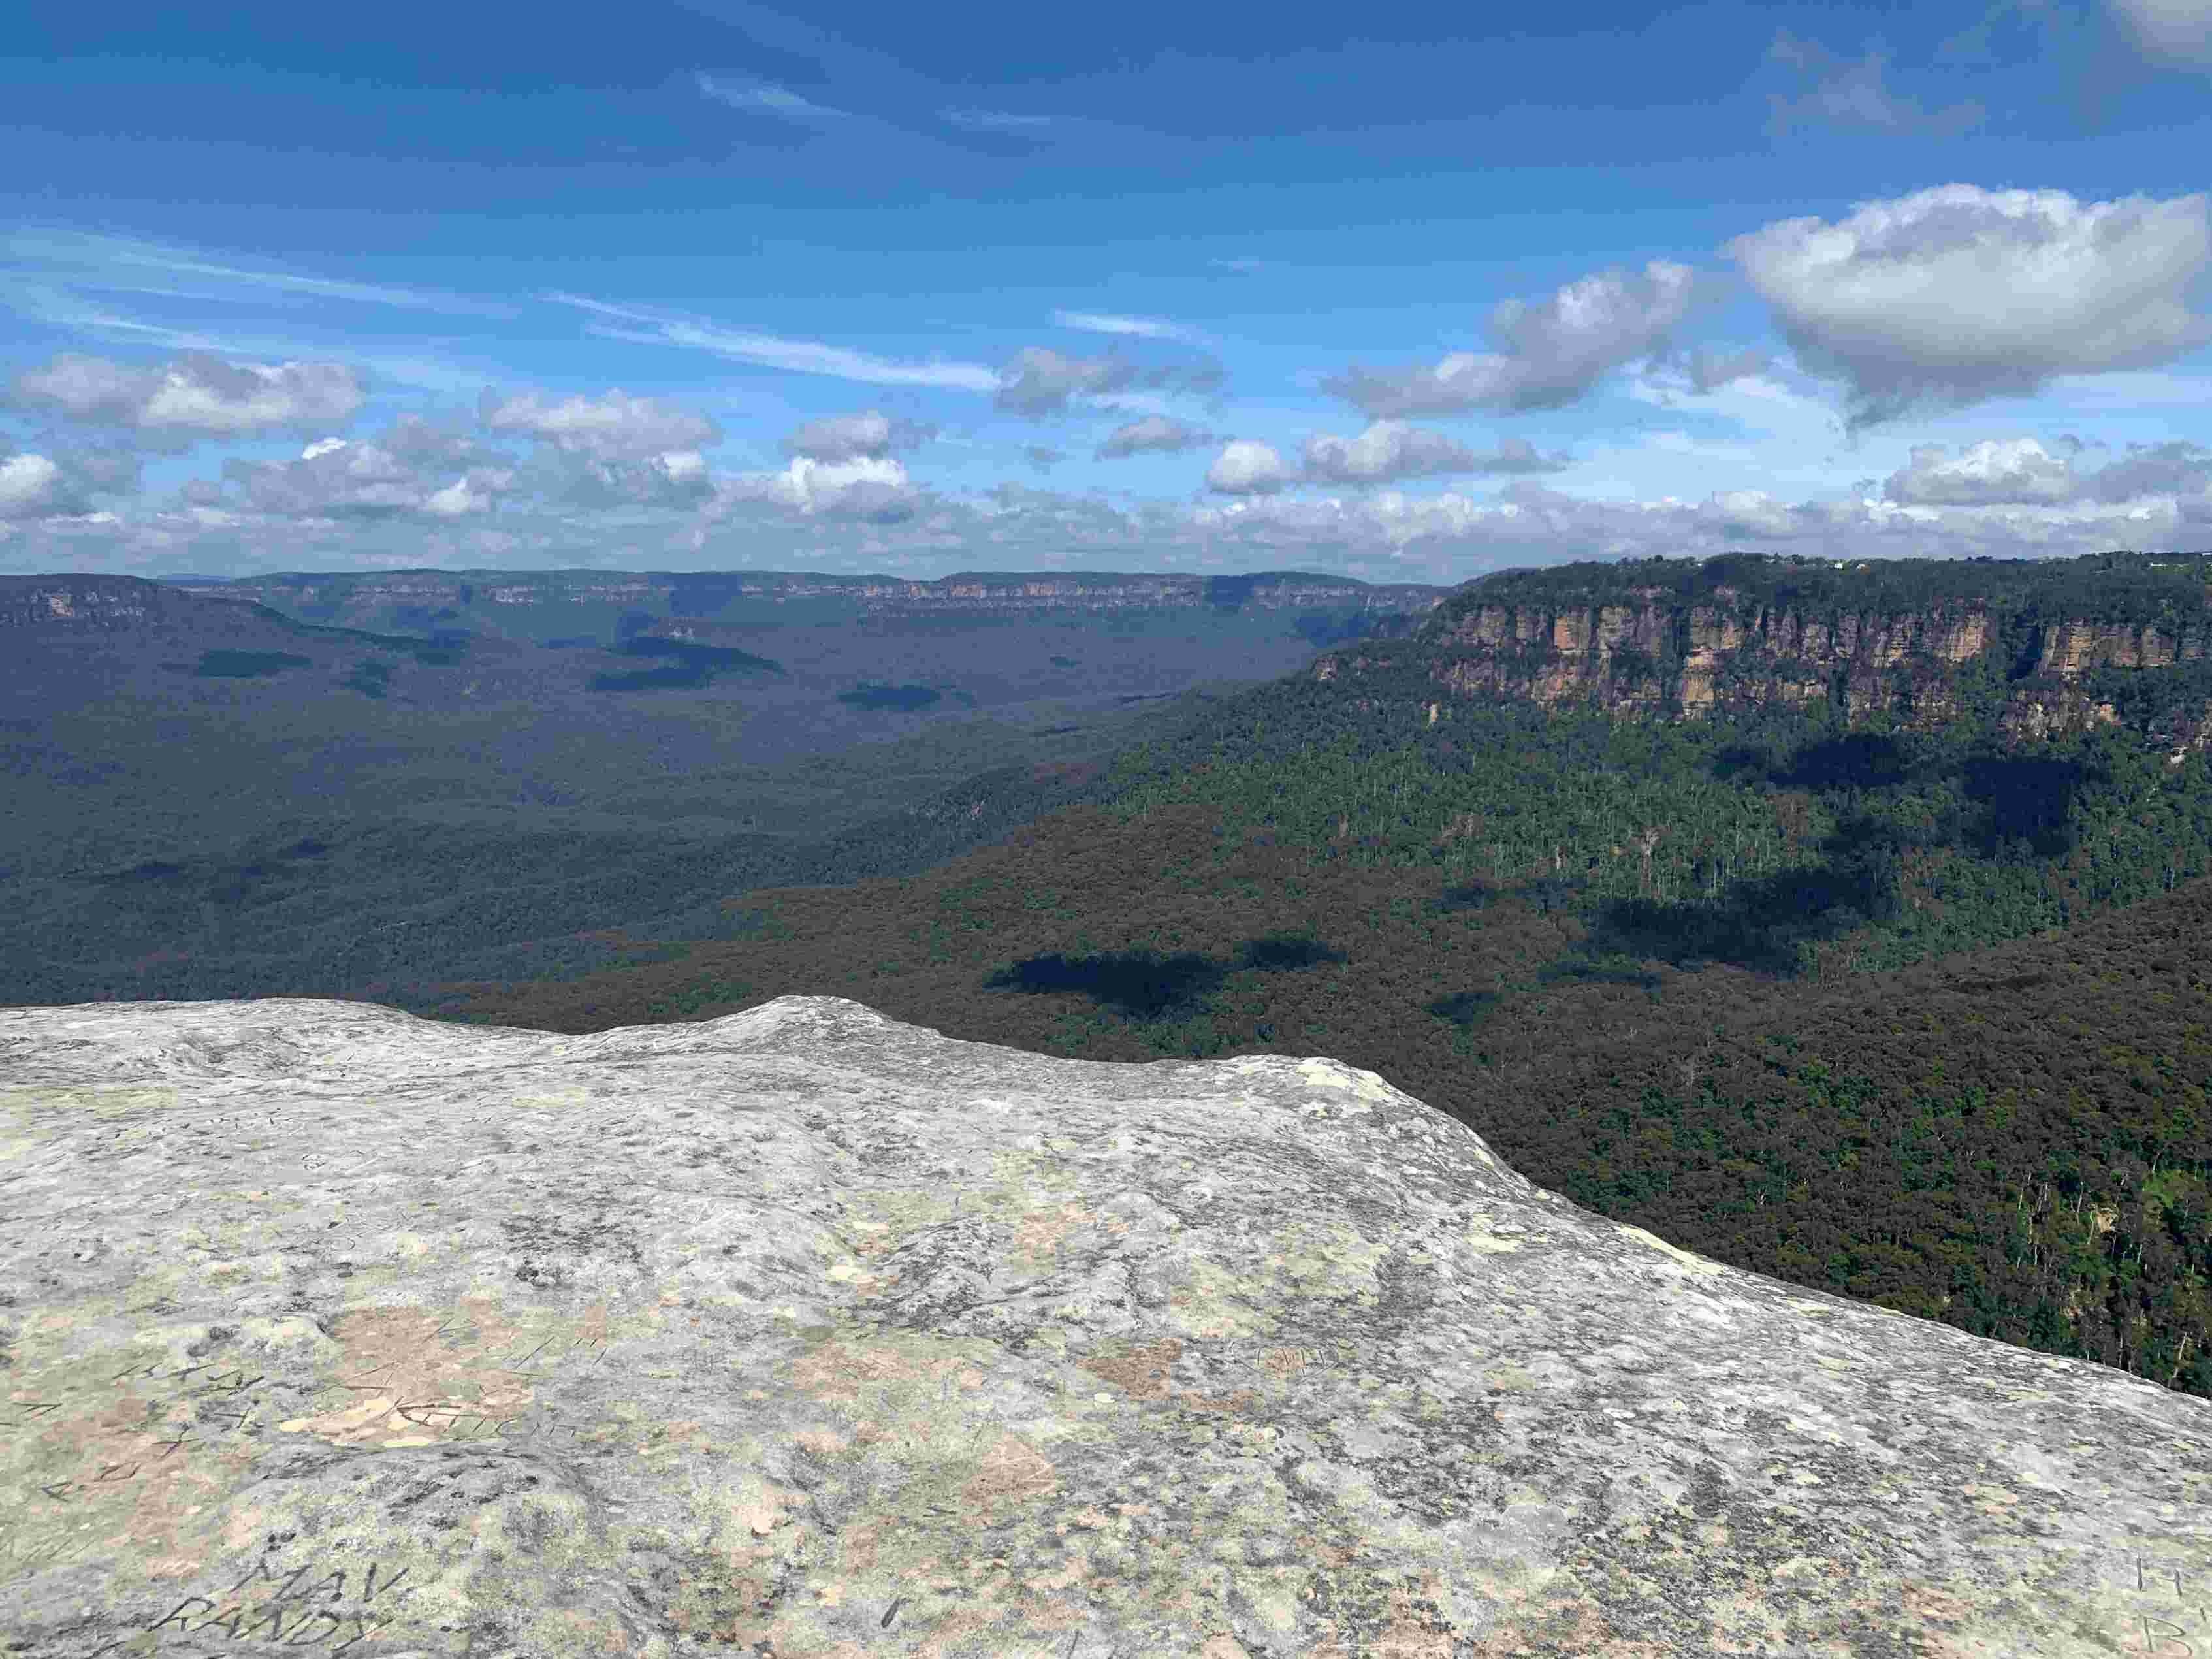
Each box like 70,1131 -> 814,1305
1438,549 -> 2212,632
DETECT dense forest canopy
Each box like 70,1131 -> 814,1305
1439,549 -> 2212,629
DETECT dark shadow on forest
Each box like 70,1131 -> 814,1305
1237,934 -> 1348,971
984,931 -> 1345,1020
1535,959 -> 1665,993
1960,752 -> 2100,858
1428,882 -> 1503,914
1425,989 -> 1501,1029
1771,732 -> 1913,792
1587,859 -> 1883,974
984,948 -> 1229,1020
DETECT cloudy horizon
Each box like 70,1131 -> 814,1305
4,0 -> 2211,583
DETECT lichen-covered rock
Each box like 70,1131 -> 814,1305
3,994 -> 2207,1657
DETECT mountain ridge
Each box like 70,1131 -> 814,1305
1315,549 -> 2212,758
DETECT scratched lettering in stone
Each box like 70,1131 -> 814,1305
79,1557 -> 415,1658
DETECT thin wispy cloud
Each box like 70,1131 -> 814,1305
1763,33 -> 1987,137
1052,310 -> 1217,349
6,229 -> 517,317
940,108 -> 1055,133
694,73 -> 854,127
547,292 -> 1001,393
0,283 -> 495,396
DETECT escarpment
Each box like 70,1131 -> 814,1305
1315,551 -> 2212,747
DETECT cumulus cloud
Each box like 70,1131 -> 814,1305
1885,438 -> 2079,505
7,351 -> 366,448
1322,262 -> 1698,417
780,408 -> 935,463
2082,439 -> 2212,502
0,451 -> 79,519
716,455 -> 922,523
993,347 -> 1140,416
993,347 -> 1223,418
1206,440 -> 1292,496
10,447 -> 2207,575
1727,185 -> 2212,429
479,387 -> 719,460
217,418 -> 519,521
1301,421 -> 1571,485
1764,32 -> 1987,136
1096,415 -> 1218,459
2106,0 -> 2212,65
1876,434 -> 2212,514
1189,472 -> 2209,565
551,451 -> 717,511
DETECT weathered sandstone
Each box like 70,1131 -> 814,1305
4,995 -> 2209,1656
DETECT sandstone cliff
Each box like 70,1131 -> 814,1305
1314,552 -> 2212,747
4,994 -> 2208,1656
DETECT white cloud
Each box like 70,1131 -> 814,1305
478,387 -> 720,460
1302,421 -> 1571,485
2083,439 -> 2212,502
1096,415 -> 1218,459
0,451 -> 73,519
1727,184 -> 2212,428
551,451 -> 718,511
714,454 -> 922,523
14,452 -> 2208,575
8,351 -> 366,448
216,417 -> 518,521
1052,309 -> 1215,348
995,347 -> 1142,417
548,293 -> 1002,393
1206,439 -> 1292,495
2106,0 -> 2212,65
782,409 -> 936,462
1885,438 -> 2079,504
1322,261 -> 1699,417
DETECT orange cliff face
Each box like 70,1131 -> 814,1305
1313,586 -> 2212,741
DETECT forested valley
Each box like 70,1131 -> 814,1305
9,551 -> 2212,1400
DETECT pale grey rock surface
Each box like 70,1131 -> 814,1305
2,993 -> 2208,1658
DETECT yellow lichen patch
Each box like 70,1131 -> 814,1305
1614,1223 -> 1725,1278
1462,1212 -> 1525,1254
0,1083 -> 184,1127
1294,1056 -> 1397,1108
1169,1253 -> 1287,1339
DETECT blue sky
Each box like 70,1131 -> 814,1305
3,0 -> 2209,582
